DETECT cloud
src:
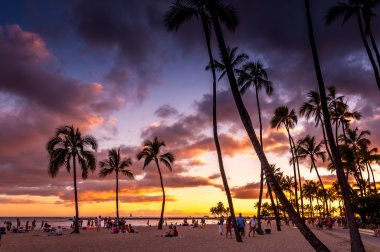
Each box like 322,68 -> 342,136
154,104 -> 179,118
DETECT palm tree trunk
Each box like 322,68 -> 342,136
286,129 -> 299,214
366,164 -> 371,194
72,154 -> 80,233
116,171 -> 119,223
155,159 -> 165,230
321,122 -> 334,166
312,160 -> 329,217
309,197 -> 313,219
368,27 -> 380,69
210,7 -> 330,251
201,15 -> 242,242
290,136 -> 305,219
256,88 -> 266,235
368,163 -> 377,194
304,1 -> 365,250
267,182 -> 281,231
355,4 -> 380,91
256,169 -> 265,234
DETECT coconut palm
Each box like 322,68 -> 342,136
362,0 -> 380,68
331,101 -> 361,145
164,0 -> 242,241
302,180 -> 318,218
305,0 -> 365,250
342,127 -> 371,196
238,60 -> 275,233
99,148 -> 134,222
326,0 -> 380,90
136,137 -> 174,230
167,1 -> 329,249
358,143 -> 379,194
206,46 -> 248,81
47,125 -> 97,233
271,106 -> 301,215
296,135 -> 329,217
300,90 -> 334,164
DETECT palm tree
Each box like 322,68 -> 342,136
271,106 -> 301,215
296,135 -> 329,217
238,60 -> 275,233
302,180 -> 318,218
300,90 -> 334,165
47,125 -> 97,233
359,143 -> 379,194
342,127 -> 371,196
326,0 -> 380,90
362,0 -> 380,69
164,0 -> 242,241
168,1 -> 330,250
136,137 -> 174,230
305,1 -> 365,249
99,148 -> 134,223
206,46 -> 248,81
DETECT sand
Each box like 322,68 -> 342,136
1,224 -> 379,252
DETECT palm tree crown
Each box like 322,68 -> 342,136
99,148 -> 134,179
47,125 -> 97,179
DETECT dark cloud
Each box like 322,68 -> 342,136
154,104 -> 179,118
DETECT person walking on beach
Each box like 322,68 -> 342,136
236,213 -> 246,238
218,216 -> 224,236
248,216 -> 257,237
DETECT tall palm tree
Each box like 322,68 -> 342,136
271,106 -> 300,215
342,127 -> 371,196
326,0 -> 380,91
206,46 -> 248,81
47,125 -> 97,233
238,60 -> 275,233
99,148 -> 134,222
362,0 -> 380,69
359,144 -> 379,194
300,90 -> 334,164
136,137 -> 174,230
296,135 -> 329,217
305,0 -> 365,249
164,0 -> 242,241
302,180 -> 318,218
168,1 -> 330,250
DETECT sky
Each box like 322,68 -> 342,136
0,0 -> 379,217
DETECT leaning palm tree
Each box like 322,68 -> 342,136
136,137 -> 174,230
296,135 -> 329,217
47,125 -> 97,233
167,0 -> 330,250
99,148 -> 134,223
238,60 -> 275,233
271,106 -> 300,215
305,1 -> 365,249
326,0 -> 380,90
164,0 -> 242,241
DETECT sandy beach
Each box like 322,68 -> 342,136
1,224 -> 379,252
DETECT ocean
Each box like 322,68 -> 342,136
0,217 -> 218,229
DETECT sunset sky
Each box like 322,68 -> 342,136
0,0 -> 379,217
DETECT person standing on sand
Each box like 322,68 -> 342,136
97,216 -> 101,232
236,213 -> 245,238
248,216 -> 257,237
218,215 -> 224,236
225,216 -> 232,239
16,218 -> 20,230
31,219 -> 36,230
